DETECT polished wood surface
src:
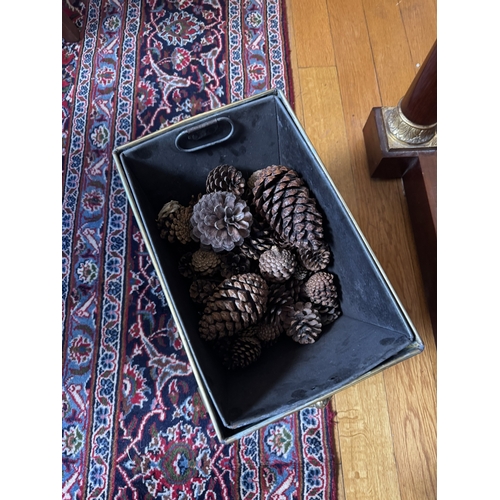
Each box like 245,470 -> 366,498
286,0 -> 437,498
401,41 -> 437,125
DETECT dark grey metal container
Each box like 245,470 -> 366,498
113,89 -> 424,443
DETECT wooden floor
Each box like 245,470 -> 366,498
284,0 -> 437,498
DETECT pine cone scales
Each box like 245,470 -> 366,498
206,165 -> 245,197
220,252 -> 252,279
252,165 -> 324,251
223,336 -> 262,370
288,302 -> 322,344
191,192 -> 253,252
191,249 -> 221,276
264,282 -> 296,334
199,273 -> 268,341
302,272 -> 339,307
259,246 -> 297,282
297,243 -> 331,272
189,279 -> 218,305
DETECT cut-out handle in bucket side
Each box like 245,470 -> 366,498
175,117 -> 235,152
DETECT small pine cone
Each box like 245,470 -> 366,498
189,279 -> 218,305
239,323 -> 281,345
178,252 -> 195,279
259,246 -> 297,282
191,192 -> 253,252
223,336 -> 262,370
288,302 -> 322,344
206,165 -> 246,197
302,272 -> 339,307
293,261 -> 311,281
316,302 -> 342,326
220,252 -> 252,279
157,200 -> 181,239
251,165 -> 325,250
297,243 -> 331,272
165,205 -> 193,244
191,249 -> 221,276
256,323 -> 281,345
264,282 -> 297,334
198,273 -> 269,341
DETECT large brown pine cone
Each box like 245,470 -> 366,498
191,192 -> 253,252
259,246 -> 297,283
302,271 -> 339,307
288,302 -> 323,344
251,165 -> 325,251
206,165 -> 246,197
198,273 -> 269,341
223,336 -> 262,370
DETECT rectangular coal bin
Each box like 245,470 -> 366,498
113,89 -> 424,443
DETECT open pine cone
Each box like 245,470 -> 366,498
288,302 -> 323,344
191,192 -> 253,252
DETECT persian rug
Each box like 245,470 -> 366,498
62,1 -> 337,499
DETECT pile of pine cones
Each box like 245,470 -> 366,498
157,164 -> 342,370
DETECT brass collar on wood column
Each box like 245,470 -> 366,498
382,99 -> 437,150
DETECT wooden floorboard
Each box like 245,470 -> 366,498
285,0 -> 437,498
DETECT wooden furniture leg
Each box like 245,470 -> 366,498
363,41 -> 437,340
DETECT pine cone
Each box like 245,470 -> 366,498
167,206 -> 194,244
251,165 -> 325,251
259,246 -> 297,282
191,249 -> 221,276
288,302 -> 322,344
297,243 -> 331,272
223,336 -> 262,370
293,261 -> 311,281
263,282 -> 297,334
198,273 -> 269,341
206,165 -> 246,197
220,252 -> 252,279
191,192 -> 253,252
157,200 -> 181,239
239,323 -> 281,345
302,272 -> 339,307
239,217 -> 278,260
189,279 -> 218,305
316,302 -> 342,326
